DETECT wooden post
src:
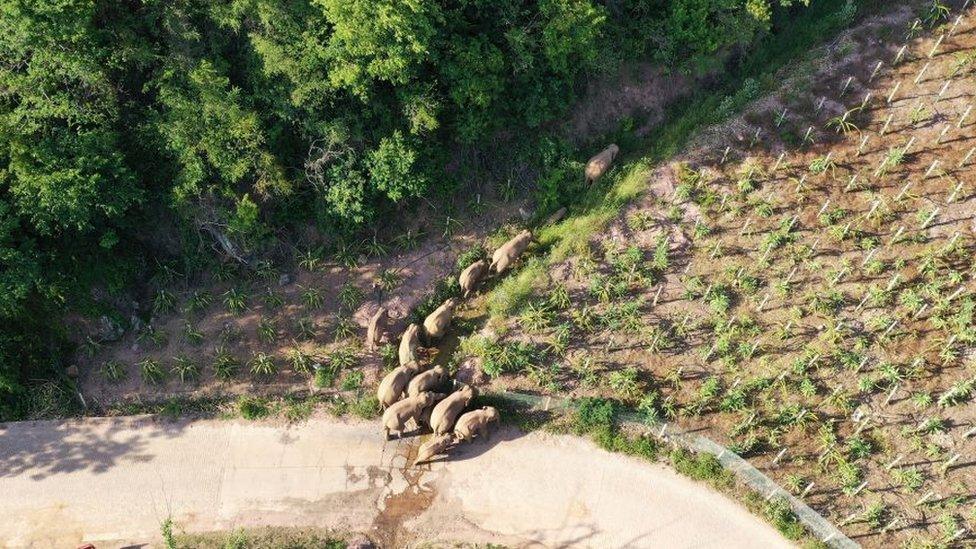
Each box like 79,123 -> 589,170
653,285 -> 664,307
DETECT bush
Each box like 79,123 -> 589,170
237,396 -> 270,420
669,448 -> 731,487
573,397 -> 616,434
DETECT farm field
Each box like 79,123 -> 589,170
61,1 -> 976,547
464,2 -> 976,547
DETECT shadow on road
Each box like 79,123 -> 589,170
0,416 -> 187,481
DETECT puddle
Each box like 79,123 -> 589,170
368,440 -> 437,547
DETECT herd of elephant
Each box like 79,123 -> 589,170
365,144 -> 619,466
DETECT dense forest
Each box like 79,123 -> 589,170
0,0 -> 813,419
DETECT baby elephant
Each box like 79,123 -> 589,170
376,361 -> 421,409
414,433 -> 456,465
407,365 -> 448,397
454,406 -> 500,442
383,392 -> 437,438
490,230 -> 532,274
459,260 -> 488,298
366,307 -> 388,351
423,298 -> 458,342
430,385 -> 476,435
585,144 -> 619,184
399,323 -> 422,366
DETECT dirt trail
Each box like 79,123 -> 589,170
0,415 -> 793,548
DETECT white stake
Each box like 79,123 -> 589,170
894,45 -> 908,64
937,80 -> 951,100
801,482 -> 815,499
721,146 -> 731,164
773,151 -> 786,172
887,81 -> 902,104
921,208 -> 940,228
816,96 -> 826,113
861,248 -> 877,267
869,61 -> 883,82
959,147 -> 975,168
886,273 -> 901,291
948,286 -> 965,302
880,114 -> 894,135
924,159 -> 940,179
888,226 -> 905,246
915,62 -> 931,84
740,218 -> 752,235
915,490 -> 936,506
958,105 -> 972,128
845,174 -> 859,191
950,14 -> 964,36
841,76 -> 854,95
653,285 -> 664,306
817,199 -> 831,217
913,303 -> 929,319
757,294 -> 770,312
884,383 -> 899,405
776,108 -> 788,127
896,181 -> 913,200
947,181 -> 964,203
885,454 -> 903,470
773,448 -> 787,465
860,93 -> 873,110
903,135 -> 916,155
857,134 -> 870,155
938,124 -> 951,143
881,319 -> 899,338
928,34 -> 945,58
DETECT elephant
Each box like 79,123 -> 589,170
382,392 -> 437,438
376,360 -> 421,409
399,323 -> 422,366
584,144 -> 619,184
454,406 -> 500,442
459,260 -> 488,298
429,385 -> 476,435
489,230 -> 532,274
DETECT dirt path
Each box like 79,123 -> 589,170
0,415 -> 793,548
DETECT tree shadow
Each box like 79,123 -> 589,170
0,416 -> 187,481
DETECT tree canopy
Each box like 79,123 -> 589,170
0,0 -> 810,419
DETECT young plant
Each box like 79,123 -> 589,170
171,356 -> 200,383
212,348 -> 240,380
139,358 -> 166,385
101,360 -> 127,383
223,288 -> 249,315
249,353 -> 278,377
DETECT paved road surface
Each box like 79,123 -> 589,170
0,415 -> 793,548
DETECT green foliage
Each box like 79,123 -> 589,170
237,396 -> 270,420
0,0 -> 832,419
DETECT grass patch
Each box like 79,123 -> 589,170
173,525 -> 347,549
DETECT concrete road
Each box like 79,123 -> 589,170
0,415 -> 793,548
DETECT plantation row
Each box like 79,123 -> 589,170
458,3 -> 976,547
